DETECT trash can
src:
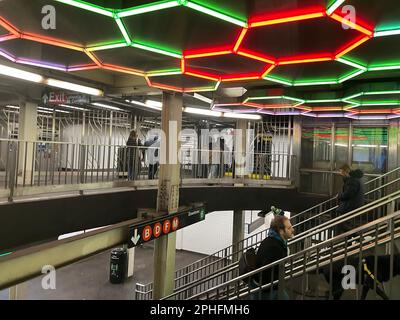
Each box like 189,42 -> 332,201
109,248 -> 127,284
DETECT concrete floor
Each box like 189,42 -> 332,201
0,243 -> 206,300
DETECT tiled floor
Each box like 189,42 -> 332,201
0,243 -> 206,300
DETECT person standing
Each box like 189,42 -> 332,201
126,130 -> 142,180
144,135 -> 160,179
336,164 -> 365,234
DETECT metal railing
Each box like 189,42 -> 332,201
0,138 -> 295,199
134,167 -> 400,299
165,192 -> 400,300
161,191 -> 400,299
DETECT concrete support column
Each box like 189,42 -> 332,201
232,209 -> 245,262
153,92 -> 182,299
234,120 -> 248,181
18,102 -> 38,185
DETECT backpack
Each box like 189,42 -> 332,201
238,247 -> 258,284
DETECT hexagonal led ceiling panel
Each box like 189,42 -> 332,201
88,44 -> 181,75
184,50 -> 274,82
0,0 -> 124,48
235,6 -> 373,65
0,38 -> 96,71
146,73 -> 220,92
265,60 -> 365,86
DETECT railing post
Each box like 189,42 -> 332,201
7,141 -> 17,202
277,263 -> 285,300
79,144 -> 86,186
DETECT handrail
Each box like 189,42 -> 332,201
162,189 -> 400,299
292,165 -> 400,220
184,209 -> 400,300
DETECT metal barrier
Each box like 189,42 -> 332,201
0,138 -> 295,199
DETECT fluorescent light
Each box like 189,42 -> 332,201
5,105 -> 19,109
59,104 -> 89,111
38,107 -> 71,114
129,100 -> 147,107
146,100 -> 163,109
353,144 -> 387,148
46,78 -> 103,96
223,113 -> 261,120
0,63 -> 43,83
193,93 -> 213,104
184,107 -> 222,117
91,103 -> 122,111
335,143 -> 348,147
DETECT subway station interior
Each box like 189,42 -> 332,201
1,0 -> 400,302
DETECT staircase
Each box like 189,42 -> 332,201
135,167 -> 400,300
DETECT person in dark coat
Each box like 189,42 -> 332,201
336,164 -> 365,234
251,215 -> 294,300
126,130 -> 142,180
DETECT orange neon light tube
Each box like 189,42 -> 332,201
84,50 -> 103,67
335,36 -> 370,59
250,12 -> 325,28
21,33 -> 84,51
0,17 -> 20,36
184,50 -> 231,60
278,55 -> 332,65
185,70 -> 220,82
233,28 -> 248,52
102,64 -> 144,77
330,13 -> 374,37
237,50 -> 276,64
261,64 -> 276,78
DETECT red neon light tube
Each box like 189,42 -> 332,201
149,81 -> 183,92
184,47 -> 232,59
21,33 -> 84,51
329,13 -> 374,37
278,55 -> 332,65
236,49 -> 276,64
335,35 -> 370,59
250,10 -> 326,28
0,17 -> 20,36
185,70 -> 220,82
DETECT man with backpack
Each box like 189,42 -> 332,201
251,215 -> 294,300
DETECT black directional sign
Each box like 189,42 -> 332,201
128,206 -> 206,248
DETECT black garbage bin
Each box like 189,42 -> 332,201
109,248 -> 127,284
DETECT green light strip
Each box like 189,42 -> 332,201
115,18 -> 132,45
365,90 -> 400,95
263,76 -> 293,86
55,0 -> 114,17
185,1 -> 247,27
0,251 -> 12,257
132,42 -> 182,58
293,80 -> 338,87
88,42 -> 128,51
369,65 -> 400,71
374,28 -> 400,37
305,99 -> 343,103
116,0 -> 180,18
337,58 -> 367,71
358,101 -> 400,106
147,69 -> 182,77
338,69 -> 365,83
326,0 -> 346,15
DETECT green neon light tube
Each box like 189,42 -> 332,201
117,0 -> 181,18
55,0 -> 114,17
132,42 -> 182,59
